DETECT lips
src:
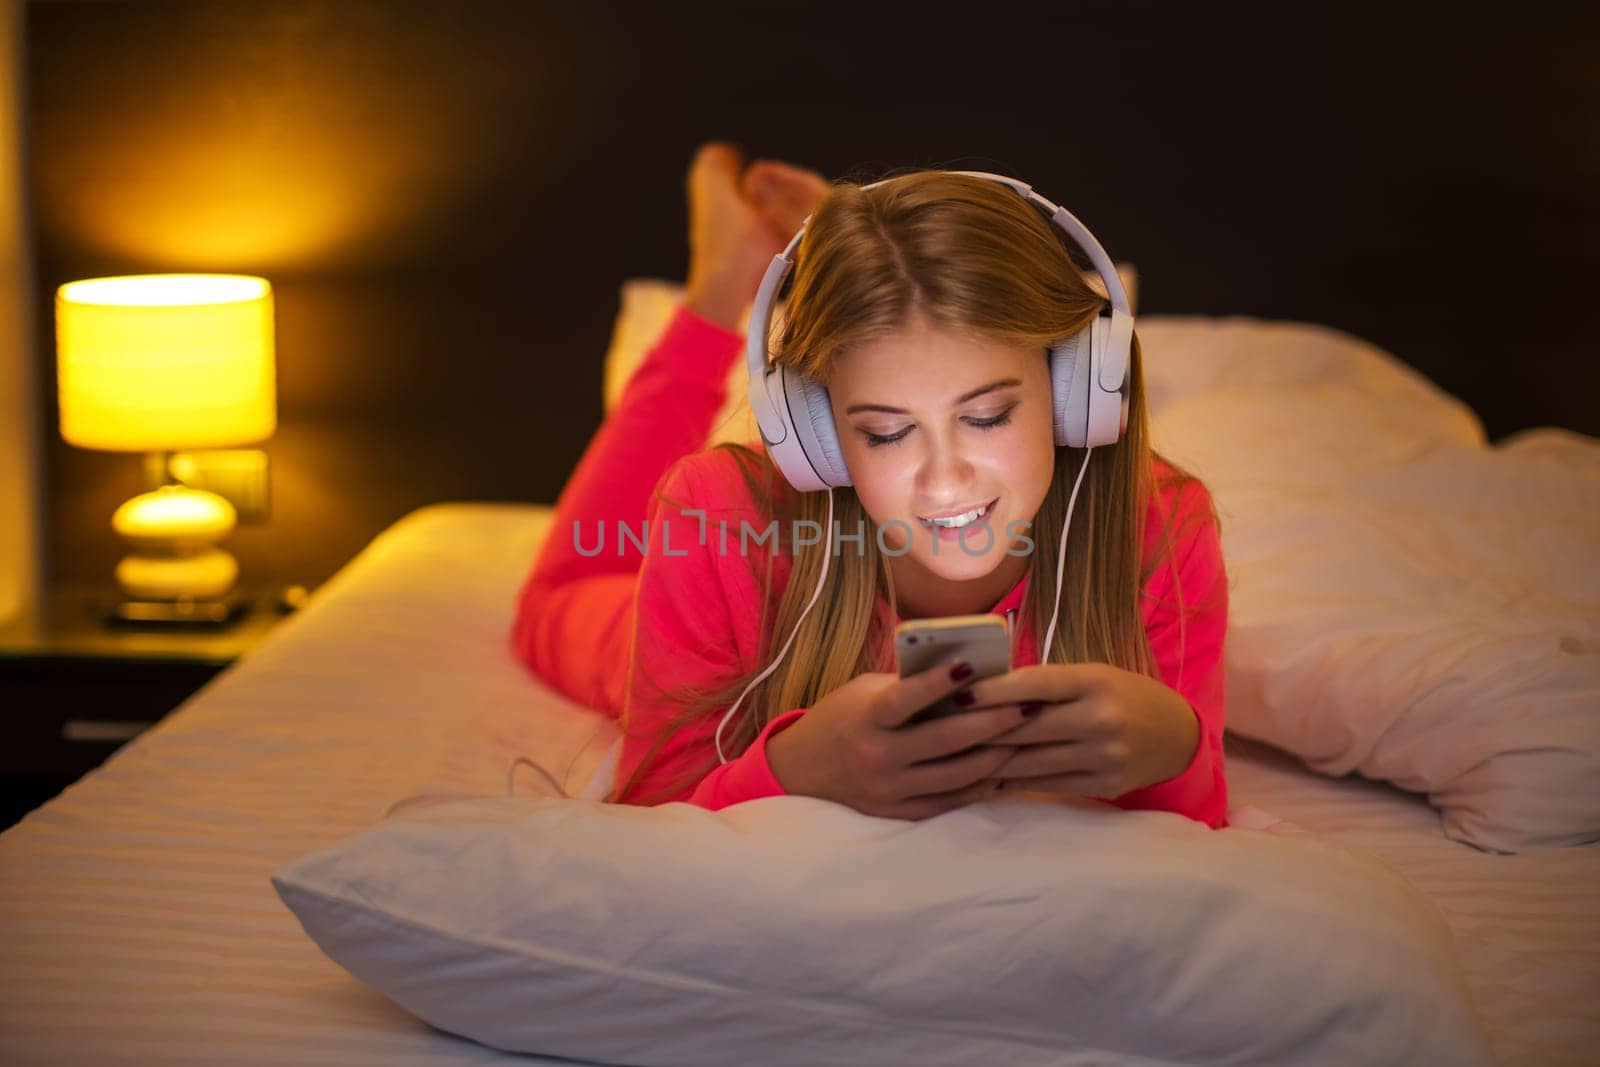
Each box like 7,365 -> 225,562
917,498 -> 997,525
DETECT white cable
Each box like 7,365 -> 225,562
716,486 -> 835,763
507,754 -> 567,798
379,754 -> 569,822
1041,447 -> 1093,661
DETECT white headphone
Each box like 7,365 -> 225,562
715,171 -> 1134,763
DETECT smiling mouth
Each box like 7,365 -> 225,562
918,498 -> 997,529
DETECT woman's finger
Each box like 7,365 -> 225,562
986,740 -> 1107,781
983,699 -> 1069,745
960,663 -> 1106,712
873,659 -> 976,730
988,771 -> 1116,799
897,702 -> 1033,764
897,741 -> 1014,799
892,778 -> 1005,822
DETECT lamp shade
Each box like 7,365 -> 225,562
56,274 -> 276,451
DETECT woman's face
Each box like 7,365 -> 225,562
826,313 -> 1056,594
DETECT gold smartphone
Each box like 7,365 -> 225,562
894,614 -> 1012,726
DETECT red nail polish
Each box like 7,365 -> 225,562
950,662 -> 973,682
953,689 -> 975,706
1019,701 -> 1044,717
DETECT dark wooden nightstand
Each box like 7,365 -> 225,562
0,585 -> 296,832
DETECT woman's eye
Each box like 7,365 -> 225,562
862,427 -> 912,448
968,408 -> 1015,431
860,406 -> 1016,449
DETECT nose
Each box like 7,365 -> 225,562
913,429 -> 978,503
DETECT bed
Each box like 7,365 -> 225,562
2,298 -> 1596,1065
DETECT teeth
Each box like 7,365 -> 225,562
922,502 -> 989,528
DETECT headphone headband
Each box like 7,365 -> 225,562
765,171 -> 1132,309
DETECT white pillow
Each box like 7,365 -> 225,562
1139,317 -> 1600,854
601,278 -> 761,447
273,793 -> 1492,1066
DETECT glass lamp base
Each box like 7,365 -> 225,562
107,590 -> 248,627
100,476 -> 253,629
115,546 -> 239,600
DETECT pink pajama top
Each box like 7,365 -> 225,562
513,304 -> 1231,829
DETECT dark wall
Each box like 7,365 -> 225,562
27,1 -> 1598,589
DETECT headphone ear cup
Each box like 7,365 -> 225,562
797,373 -> 851,487
1049,323 -> 1094,448
779,365 -> 853,488
1082,313 -> 1129,448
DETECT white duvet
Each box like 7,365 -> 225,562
1139,317 -> 1600,852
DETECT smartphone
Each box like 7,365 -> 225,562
894,614 -> 1012,726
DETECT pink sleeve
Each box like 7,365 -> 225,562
1113,481 -> 1231,829
510,573 -> 639,717
685,709 -> 808,809
614,456 -> 807,809
509,304 -> 744,711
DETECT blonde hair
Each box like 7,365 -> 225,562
611,170 -> 1219,805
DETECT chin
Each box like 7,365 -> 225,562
917,553 -> 1007,584
911,523 -> 1011,582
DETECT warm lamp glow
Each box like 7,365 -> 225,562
56,273 -> 276,451
112,484 -> 237,546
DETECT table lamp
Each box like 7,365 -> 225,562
55,274 -> 276,625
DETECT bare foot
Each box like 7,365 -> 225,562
683,141 -> 831,331
741,157 -> 833,246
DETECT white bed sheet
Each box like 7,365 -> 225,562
1,504 -> 1594,1066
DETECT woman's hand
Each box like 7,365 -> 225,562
683,141 -> 832,331
963,664 -> 1202,800
765,661 -> 1035,821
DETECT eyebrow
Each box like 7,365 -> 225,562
844,378 -> 1022,416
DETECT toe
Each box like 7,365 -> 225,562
693,140 -> 744,177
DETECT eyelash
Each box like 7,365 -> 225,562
862,407 -> 1016,449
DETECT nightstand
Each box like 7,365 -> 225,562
0,585 -> 296,832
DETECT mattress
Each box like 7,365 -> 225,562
1,504 -> 1594,1066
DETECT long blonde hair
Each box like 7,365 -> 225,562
611,170 -> 1219,805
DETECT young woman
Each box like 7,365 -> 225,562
513,142 -> 1230,828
